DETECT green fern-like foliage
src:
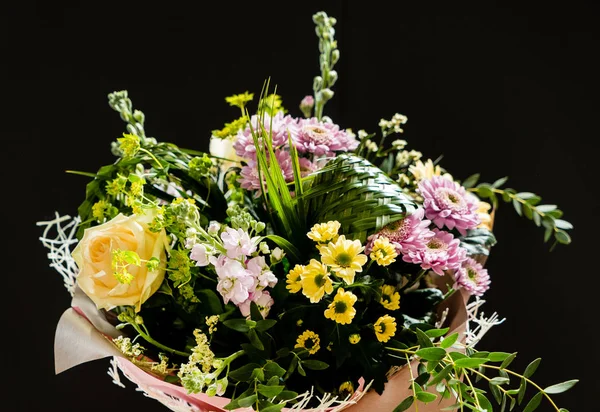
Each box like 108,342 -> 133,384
301,154 -> 418,243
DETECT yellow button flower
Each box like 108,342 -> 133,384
301,259 -> 334,303
348,333 -> 361,344
320,235 -> 368,284
477,201 -> 494,231
324,288 -> 357,325
369,237 -> 398,266
338,381 -> 355,399
379,285 -> 401,310
286,264 -> 305,293
295,330 -> 320,355
374,315 -> 397,343
307,220 -> 341,243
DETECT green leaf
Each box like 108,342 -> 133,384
492,176 -> 508,188
523,358 -> 541,378
251,367 -> 265,382
255,319 -> 277,332
462,174 -> 480,189
488,352 -> 512,362
454,358 -> 489,368
250,301 -> 264,321
441,333 -> 459,349
223,319 -> 250,333
500,352 -> 518,369
490,377 -> 510,385
264,234 -> 302,264
459,228 -> 497,257
427,363 -> 453,387
301,360 -> 329,370
248,328 -> 264,350
416,391 -> 437,403
523,203 -> 533,219
393,396 -> 415,412
512,198 -> 523,216
536,204 -> 557,213
544,379 -> 578,394
476,184 -> 494,198
490,380 -> 502,404
532,212 -> 542,226
297,361 -> 306,376
425,327 -> 450,338
257,384 -> 285,397
522,392 -> 543,412
554,229 -> 572,244
518,378 -> 527,404
416,328 -> 433,348
229,363 -> 261,382
276,390 -> 299,401
476,393 -> 494,412
237,394 -> 258,408
415,347 -> 447,361
264,361 -> 286,379
196,289 -> 224,314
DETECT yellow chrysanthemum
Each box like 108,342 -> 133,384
348,334 -> 361,344
286,264 -> 305,293
338,381 -> 355,399
225,91 -> 254,109
324,288 -> 357,325
380,285 -> 401,310
374,315 -> 397,343
409,159 -> 453,182
369,237 -> 398,266
301,259 -> 334,303
307,221 -> 341,243
320,235 -> 368,284
477,201 -> 494,231
295,330 -> 320,355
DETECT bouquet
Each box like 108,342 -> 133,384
38,11 -> 578,412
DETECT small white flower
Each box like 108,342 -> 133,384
271,247 -> 285,262
190,244 -> 211,267
207,221 -> 220,236
259,241 -> 270,254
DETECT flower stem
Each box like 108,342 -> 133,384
129,321 -> 191,357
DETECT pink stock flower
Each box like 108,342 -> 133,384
453,257 -> 491,296
233,112 -> 298,159
238,150 -> 295,196
403,229 -> 467,276
246,256 -> 278,289
293,117 -> 358,156
190,243 -> 210,267
221,227 -> 259,259
211,256 -> 257,305
238,290 -> 275,318
418,176 -> 480,236
365,208 -> 434,255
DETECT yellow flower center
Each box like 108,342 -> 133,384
427,238 -> 447,251
335,252 -> 353,267
334,301 -> 348,314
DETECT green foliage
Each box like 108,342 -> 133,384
468,176 -> 573,249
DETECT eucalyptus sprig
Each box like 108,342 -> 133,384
387,327 -> 577,412
462,174 -> 573,248
312,11 -> 340,120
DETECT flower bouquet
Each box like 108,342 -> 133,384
39,11 -> 578,412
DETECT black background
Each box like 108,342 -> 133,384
4,1 -> 599,410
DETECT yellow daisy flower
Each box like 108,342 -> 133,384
374,315 -> 397,343
477,201 -> 494,231
295,330 -> 320,355
338,381 -> 355,399
324,288 -> 357,325
286,264 -> 305,293
380,285 -> 401,310
301,259 -> 334,303
320,235 -> 368,284
348,333 -> 361,344
307,220 -> 341,243
369,237 -> 398,266
408,159 -> 453,182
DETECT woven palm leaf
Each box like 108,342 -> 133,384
301,154 -> 418,243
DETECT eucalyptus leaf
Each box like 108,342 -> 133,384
522,392 -> 543,412
393,396 -> 414,412
415,347 -> 447,361
544,379 -> 578,394
523,358 -> 541,378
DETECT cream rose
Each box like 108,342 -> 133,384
72,212 -> 169,312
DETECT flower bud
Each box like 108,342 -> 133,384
313,76 -> 323,91
321,88 -> 334,101
133,109 -> 145,124
331,49 -> 340,65
328,70 -> 338,86
300,95 -> 314,118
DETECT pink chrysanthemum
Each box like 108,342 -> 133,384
238,149 -> 294,195
365,208 -> 434,255
233,112 -> 298,159
403,229 -> 467,276
453,257 -> 491,296
418,176 -> 480,236
293,117 -> 358,156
